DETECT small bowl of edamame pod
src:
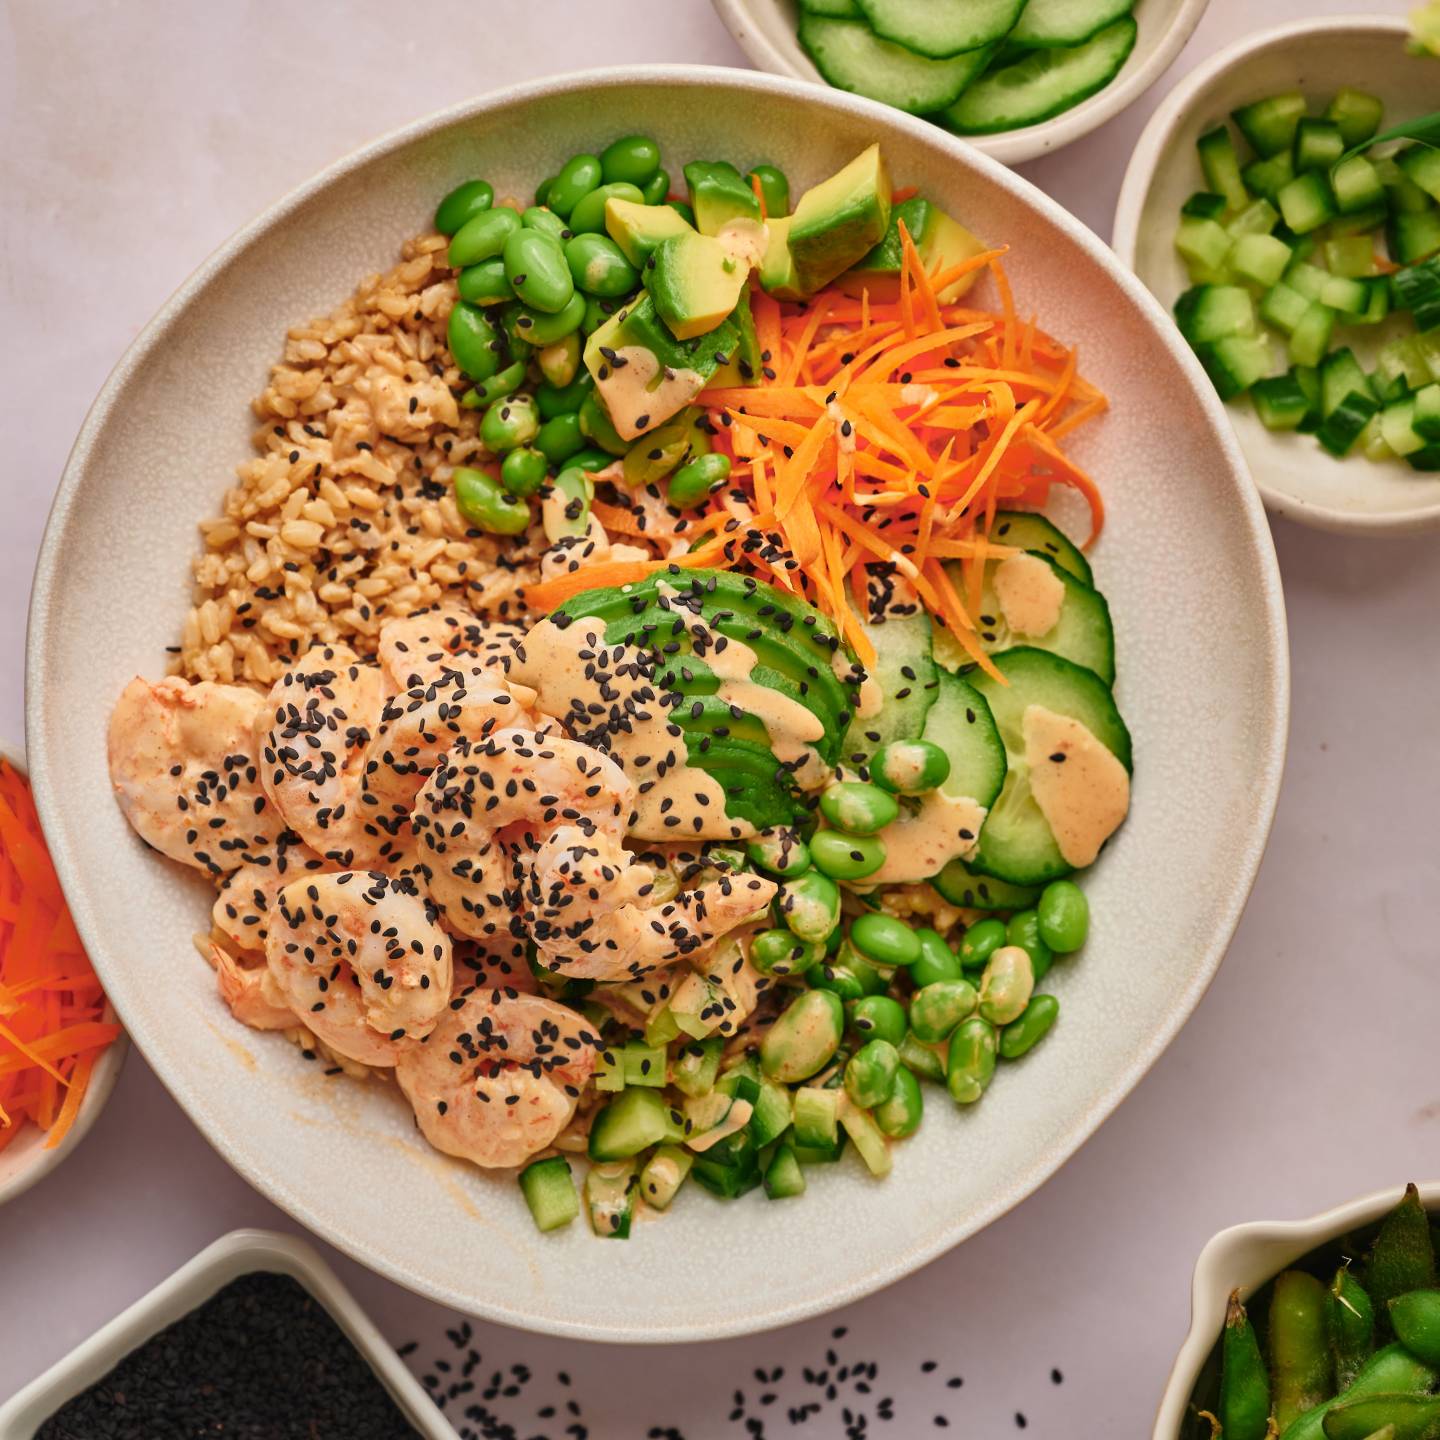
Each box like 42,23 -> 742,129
1155,1181 -> 1440,1438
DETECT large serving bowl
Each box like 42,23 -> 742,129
28,65 -> 1288,1341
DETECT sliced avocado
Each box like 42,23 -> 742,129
708,289 -> 762,388
583,293 -> 739,439
605,198 -> 696,267
683,160 -> 762,236
788,143 -> 893,294
648,232 -> 751,341
758,215 -> 806,301
838,195 -> 988,303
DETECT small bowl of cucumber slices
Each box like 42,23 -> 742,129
1114,15 -> 1440,535
710,0 -> 1210,166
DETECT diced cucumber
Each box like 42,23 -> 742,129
1277,171 -> 1337,235
1324,87 -> 1383,147
1319,273 -> 1370,317
595,1048 -> 625,1093
1293,118 -> 1344,174
1182,191 -> 1228,220
1174,284 -> 1256,343
643,1006 -> 680,1047
671,1036 -> 723,1097
1389,212 -> 1440,269
1194,334 -> 1273,400
1398,146 -> 1440,205
930,857 -> 1041,911
1241,151 -> 1295,202
1376,335 -> 1435,393
749,1077 -> 794,1148
715,1064 -> 761,1107
839,1103 -> 892,1177
1360,415 -> 1391,461
1284,261 -> 1329,302
1409,443 -> 1440,471
1393,255 -> 1440,331
588,1087 -> 673,1160
989,511 -> 1092,584
1315,390 -> 1379,456
937,18 -> 1137,136
1232,91 -> 1305,158
1320,347 -> 1372,417
854,0 -> 1025,59
1259,282 -> 1310,334
763,1141 -> 807,1199
1292,364 -> 1322,433
1352,277 -> 1392,327
1330,154 -> 1385,214
1008,0 -> 1136,49
1322,234 -> 1377,279
1325,203 -> 1388,238
1198,125 -> 1248,212
1380,396 -> 1429,456
1287,302 -> 1335,368
1230,234 -> 1291,288
585,1159 -> 637,1238
1414,383 -> 1440,440
1378,155 -> 1435,215
792,1085 -> 840,1149
690,1129 -> 762,1198
639,1144 -> 693,1210
1417,332 -> 1440,383
621,1042 -> 667,1087
519,1156 -> 580,1233
1226,198 -> 1278,240
1251,374 -> 1310,431
1175,217 -> 1233,275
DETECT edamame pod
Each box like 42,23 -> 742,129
945,1017 -> 998,1104
819,780 -> 900,836
600,134 -> 661,187
1277,1344 -> 1439,1440
1038,879 -> 1089,953
521,205 -> 569,241
747,164 -> 790,217
500,446 -> 547,498
460,359 -> 527,410
850,912 -> 921,969
999,994 -> 1060,1059
978,945 -> 1034,1026
1330,1269 -> 1377,1390
959,917 -> 1007,971
909,979 -> 977,1044
810,941 -> 887,1002
667,453 -> 731,508
568,181 -> 645,236
749,927 -> 824,978
503,229 -> 574,315
746,827 -> 810,878
1270,1270 -> 1333,1433
910,929 -> 963,988
480,393 -> 541,453
1367,1184 -> 1437,1311
453,467 -> 531,536
513,291 -> 587,346
809,829 -> 886,881
565,231 -> 641,298
1005,910 -> 1054,984
546,153 -> 603,218
872,738 -> 951,795
777,869 -> 841,944
542,464 -> 593,543
536,411 -> 586,467
457,258 -> 515,306
761,989 -> 844,1084
449,206 -> 521,268
447,301 -> 504,382
435,178 -> 494,236
1321,1394 -> 1440,1439
874,1065 -> 923,1138
1389,1289 -> 1440,1364
578,391 -> 629,455
1220,1291 -> 1271,1440
845,1039 -> 900,1109
537,331 -> 581,387
849,995 -> 907,1048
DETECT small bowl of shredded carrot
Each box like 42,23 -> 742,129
0,743 -> 125,1205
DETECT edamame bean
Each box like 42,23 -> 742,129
1219,1292 -> 1271,1440
850,912 -> 921,969
1280,1345 -> 1440,1440
1038,880 -> 1089,953
568,181 -> 645,237
583,295 -> 620,334
446,301 -> 503,383
746,827 -> 810,878
978,945 -> 1034,1026
600,134 -> 661,186
999,994 -> 1059,1060
872,739 -> 952,795
1390,1289 -> 1440,1365
1270,1271 -> 1332,1432
910,928 -> 962,988
449,206 -> 521,268
453,467 -> 530,536
849,995 -> 907,1048
503,229 -> 574,315
778,869 -> 841,944
959,917 -> 1007,971
500,446 -> 547,498
808,829 -> 886,881
819,781 -> 899,836
565,231 -> 641,298
562,445 -> 612,476
512,291 -> 586,345
668,453 -> 731,508
810,941 -> 887,1002
898,1031 -> 946,1083
536,369 -> 594,418
760,989 -> 844,1084
747,164 -> 790,217
909,979 -> 977,1044
480,393 -> 540,453
946,1017 -> 998,1104
750,927 -> 824,978
435,178 -> 494,236
546,153 -> 603,218
641,168 -> 670,205
578,391 -> 628,455
534,175 -> 556,207
537,331 -> 581,388
622,412 -> 691,488
457,258 -> 514,306
522,205 -> 569,241
1006,909 -> 1054,983
460,359 -> 527,410
535,411 -> 585,467
845,1039 -> 900,1110
667,199 -> 696,225
1330,1268 -> 1377,1388
874,1065 -> 923,1138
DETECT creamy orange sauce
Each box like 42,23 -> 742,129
993,553 -> 1065,638
715,217 -> 768,269
1022,704 -> 1129,868
858,789 -> 986,887
596,347 -> 707,441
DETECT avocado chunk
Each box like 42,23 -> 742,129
708,289 -> 762,388
605,198 -> 696,267
648,231 -> 752,341
583,293 -> 739,439
788,143 -> 893,293
838,195 -> 988,303
683,160 -> 762,236
758,215 -> 806,301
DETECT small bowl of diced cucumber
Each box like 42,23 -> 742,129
1114,15 -> 1440,535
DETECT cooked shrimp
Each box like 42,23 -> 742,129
377,606 -> 525,692
521,825 -> 777,981
453,935 -> 538,996
412,728 -> 633,942
266,870 -> 452,1066
214,943 -> 296,1031
395,987 -> 601,1169
255,643 -> 388,869
108,676 -> 285,874
212,831 -> 331,952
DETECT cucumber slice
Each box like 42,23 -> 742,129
1320,347 -> 1372,418
1241,152 -> 1295,202
792,1086 -> 841,1148
798,16 -> 997,113
519,1156 -> 579,1232
1324,88 -> 1384,147
749,1078 -> 794,1148
1251,374 -> 1310,432
585,1159 -> 637,1238
638,1144 -> 693,1210
1226,199 -> 1278,240
968,648 -> 1131,887
588,1088 -> 673,1160
1174,285 -> 1257,345
1276,171 -> 1337,235
1259,282 -> 1309,335
989,510 -> 1092,585
1197,126 -> 1248,213
1316,390 -> 1378,457
1231,91 -> 1305,159
1330,155 -> 1385,215
1174,218 -> 1233,276
1230,234 -> 1291,288
841,608 -> 939,770
1390,213 -> 1440,270
854,0 -> 1025,59
763,1141 -> 807,1199
936,18 -> 1136,136
1293,119 -> 1344,175
919,670 -> 1007,808
1286,303 -> 1334,369
1009,0 -> 1134,49
1380,397 -> 1429,458
930,856 -> 1041,911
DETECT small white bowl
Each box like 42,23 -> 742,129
1114,15 -> 1440,535
0,1227 -> 458,1439
710,0 -> 1210,166
0,740 -> 127,1208
1153,1181 -> 1440,1437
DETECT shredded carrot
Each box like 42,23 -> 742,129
0,758 -> 120,1152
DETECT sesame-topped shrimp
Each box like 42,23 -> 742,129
108,676 -> 286,875
212,830 -> 331,953
394,986 -> 601,1169
265,870 -> 452,1067
214,942 -> 297,1032
376,606 -> 525,693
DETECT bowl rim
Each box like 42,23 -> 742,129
0,738 -> 128,1210
1152,1181 -> 1440,1437
0,1227 -> 459,1438
708,0 -> 1213,167
26,62 -> 1290,1341
1111,12 -> 1438,536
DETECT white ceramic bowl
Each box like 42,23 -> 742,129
27,65 -> 1288,1341
1153,1182 -> 1440,1437
0,1227 -> 457,1438
710,0 -> 1210,166
0,740 -> 127,1208
1114,15 -> 1440,535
